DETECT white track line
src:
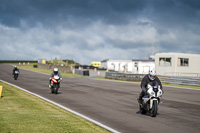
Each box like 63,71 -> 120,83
0,79 -> 120,133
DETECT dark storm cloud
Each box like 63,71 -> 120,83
145,0 -> 200,32
0,0 -> 146,27
0,0 -> 200,64
1,0 -> 200,27
1,0 -> 199,30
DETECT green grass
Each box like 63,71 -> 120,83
16,64 -> 84,77
0,81 -> 110,133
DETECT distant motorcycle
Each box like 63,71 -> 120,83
50,75 -> 61,94
139,81 -> 163,117
13,70 -> 19,80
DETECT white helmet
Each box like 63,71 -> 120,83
148,69 -> 156,80
53,68 -> 58,75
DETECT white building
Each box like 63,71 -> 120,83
101,59 -> 155,74
155,53 -> 200,76
101,59 -> 132,72
132,59 -> 155,74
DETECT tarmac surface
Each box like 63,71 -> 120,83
0,64 -> 200,133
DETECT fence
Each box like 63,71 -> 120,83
164,72 -> 200,77
75,69 -> 89,76
105,72 -> 200,86
105,72 -> 144,81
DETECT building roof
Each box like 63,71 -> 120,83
132,59 -> 155,62
101,59 -> 132,62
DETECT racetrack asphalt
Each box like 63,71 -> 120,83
0,64 -> 200,133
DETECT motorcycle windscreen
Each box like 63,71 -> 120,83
15,71 -> 19,74
54,75 -> 60,80
149,81 -> 159,92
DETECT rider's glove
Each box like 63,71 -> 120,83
60,78 -> 62,81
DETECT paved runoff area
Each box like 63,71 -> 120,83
0,64 -> 200,133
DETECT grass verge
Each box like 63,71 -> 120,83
16,64 -> 84,77
0,81 -> 109,133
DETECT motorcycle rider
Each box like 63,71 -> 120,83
49,68 -> 63,88
138,69 -> 163,104
13,66 -> 20,76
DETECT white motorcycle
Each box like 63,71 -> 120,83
139,81 -> 163,117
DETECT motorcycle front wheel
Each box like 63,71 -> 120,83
14,75 -> 18,80
151,100 -> 158,117
55,84 -> 59,94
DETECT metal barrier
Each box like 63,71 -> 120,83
158,76 -> 200,86
164,72 -> 200,77
75,69 -> 89,76
105,72 -> 200,86
105,72 -> 144,81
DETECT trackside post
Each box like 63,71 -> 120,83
0,86 -> 2,98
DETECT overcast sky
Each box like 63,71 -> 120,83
0,0 -> 200,64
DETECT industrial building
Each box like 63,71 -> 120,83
155,53 -> 200,77
101,59 -> 132,72
101,59 -> 155,74
132,59 -> 155,74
